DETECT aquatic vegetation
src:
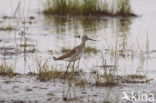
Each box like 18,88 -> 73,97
36,59 -> 86,84
117,0 -> 133,16
90,48 -> 152,87
0,60 -> 17,77
29,16 -> 35,20
43,0 -> 136,17
85,46 -> 99,54
22,20 -> 32,24
61,47 -> 70,53
0,26 -> 16,31
13,0 -> 21,17
19,44 -> 35,48
18,31 -> 36,54
37,69 -> 67,81
92,70 -> 152,86
63,97 -> 76,102
25,88 -> 33,92
36,60 -> 58,81
122,74 -> 153,83
127,74 -> 146,79
92,69 -> 118,87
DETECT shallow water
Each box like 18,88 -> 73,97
0,0 -> 156,102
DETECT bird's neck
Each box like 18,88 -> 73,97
81,40 -> 86,47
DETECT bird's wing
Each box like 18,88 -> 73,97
54,46 -> 79,60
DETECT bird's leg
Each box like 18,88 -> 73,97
65,62 -> 71,75
76,58 -> 80,70
72,61 -> 75,72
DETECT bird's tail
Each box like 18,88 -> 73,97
53,57 -> 58,60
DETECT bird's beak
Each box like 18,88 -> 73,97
87,37 -> 96,41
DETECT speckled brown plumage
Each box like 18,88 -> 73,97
53,35 -> 95,62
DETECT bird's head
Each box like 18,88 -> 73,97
82,35 -> 96,42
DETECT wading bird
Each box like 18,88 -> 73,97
53,35 -> 96,74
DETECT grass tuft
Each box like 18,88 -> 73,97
0,60 -> 17,77
43,0 -> 137,17
121,74 -> 153,83
92,69 -> 118,87
117,0 -> 134,16
36,59 -> 86,86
